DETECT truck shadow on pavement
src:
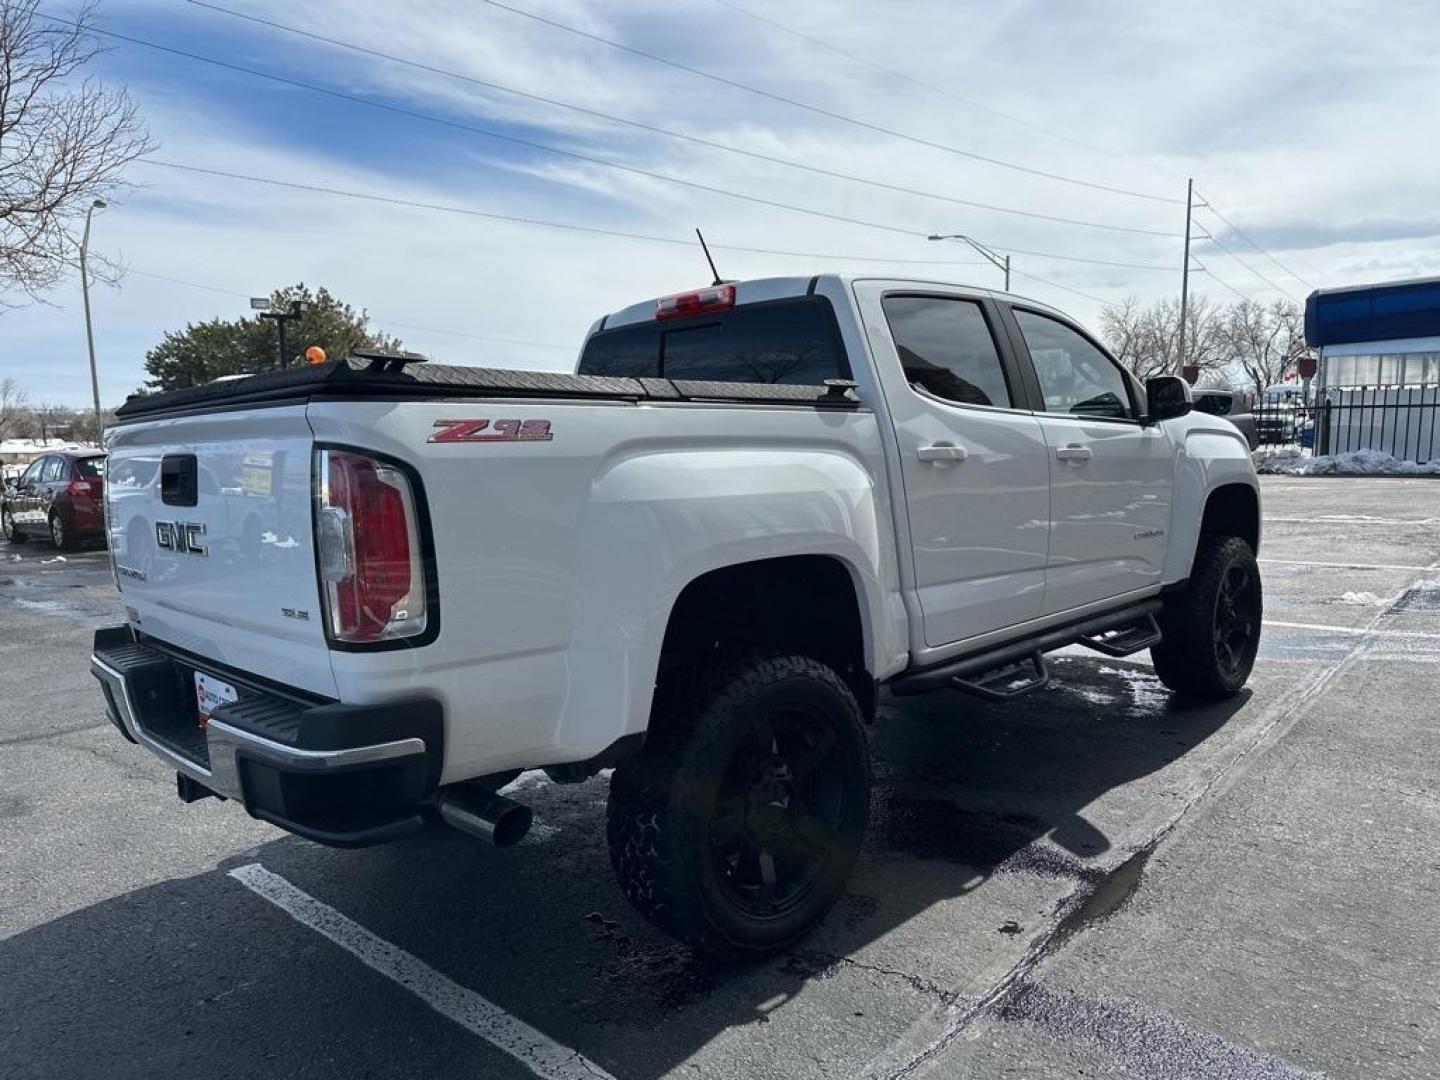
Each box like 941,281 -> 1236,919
2,656 -> 1249,1080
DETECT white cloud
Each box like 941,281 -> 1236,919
5,0 -> 1438,405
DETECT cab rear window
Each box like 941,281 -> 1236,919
578,296 -> 848,384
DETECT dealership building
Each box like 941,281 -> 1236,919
1304,275 -> 1440,462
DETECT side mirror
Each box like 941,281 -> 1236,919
1145,375 -> 1192,423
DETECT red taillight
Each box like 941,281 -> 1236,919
655,283 -> 735,321
314,449 -> 427,644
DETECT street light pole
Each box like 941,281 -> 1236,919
80,199 -> 107,439
928,234 -> 1010,291
256,298 -> 311,368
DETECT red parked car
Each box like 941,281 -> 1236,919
2,451 -> 107,550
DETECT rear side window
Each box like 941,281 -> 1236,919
578,297 -> 846,385
41,456 -> 65,482
882,295 -> 1013,408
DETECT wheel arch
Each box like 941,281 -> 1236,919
1200,483 -> 1260,552
655,554 -> 876,721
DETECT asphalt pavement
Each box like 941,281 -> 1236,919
2,476 -> 1437,1079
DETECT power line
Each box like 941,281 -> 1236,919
1190,259 -> 1250,303
1193,188 -> 1315,291
1009,267 -> 1108,306
138,159 -> 997,267
61,18 -> 1177,272
712,0 -> 1159,177
141,159 -> 1176,273
475,0 -> 1182,205
1193,226 -> 1299,302
183,0 -> 1177,239
124,267 -> 578,351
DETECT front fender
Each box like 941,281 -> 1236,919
1163,422 -> 1261,585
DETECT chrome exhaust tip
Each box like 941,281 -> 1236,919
434,786 -> 533,848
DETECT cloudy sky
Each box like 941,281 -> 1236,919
5,0 -> 1439,407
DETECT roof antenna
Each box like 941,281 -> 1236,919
695,228 -> 724,286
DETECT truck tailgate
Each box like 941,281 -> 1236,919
105,405 -> 337,697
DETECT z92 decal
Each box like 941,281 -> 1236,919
428,419 -> 554,443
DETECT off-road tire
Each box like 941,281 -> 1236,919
606,652 -> 871,957
1151,534 -> 1262,699
2,507 -> 24,543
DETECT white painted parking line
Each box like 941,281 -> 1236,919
229,864 -> 617,1080
1259,558 -> 1432,572
1263,619 -> 1440,640
1265,516 -> 1439,528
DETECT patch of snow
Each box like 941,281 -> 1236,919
13,598 -> 64,614
1254,446 -> 1440,476
40,555 -> 66,564
1334,591 -> 1395,606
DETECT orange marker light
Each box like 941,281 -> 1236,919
305,345 -> 327,365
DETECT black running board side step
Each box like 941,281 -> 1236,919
950,652 -> 1050,701
1076,613 -> 1163,658
891,599 -> 1163,698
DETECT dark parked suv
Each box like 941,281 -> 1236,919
2,451 -> 107,550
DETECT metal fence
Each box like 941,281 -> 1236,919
1251,386 -> 1440,464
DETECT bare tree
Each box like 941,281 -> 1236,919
0,375 -> 26,438
67,403 -> 111,444
1,0 -> 153,303
1100,294 -> 1226,380
1220,298 -> 1312,397
31,400 -> 72,441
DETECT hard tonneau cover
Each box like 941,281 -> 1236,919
115,357 -> 860,423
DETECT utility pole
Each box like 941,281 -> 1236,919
928,234 -> 1010,290
80,199 -> 107,438
1177,178 -> 1193,376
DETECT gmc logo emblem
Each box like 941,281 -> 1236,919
156,520 -> 208,556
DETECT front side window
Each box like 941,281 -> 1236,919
1194,393 -> 1232,416
882,295 -> 1012,408
19,460 -> 43,486
1014,310 -> 1132,420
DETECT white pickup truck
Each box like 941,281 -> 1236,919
92,274 -> 1262,955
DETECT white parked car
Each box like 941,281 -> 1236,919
92,275 -> 1262,954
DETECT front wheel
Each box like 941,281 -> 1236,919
606,652 -> 871,957
1151,534 -> 1262,699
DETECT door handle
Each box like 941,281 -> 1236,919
1055,445 -> 1093,463
917,444 -> 968,466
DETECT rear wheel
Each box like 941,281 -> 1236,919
606,652 -> 870,957
1151,534 -> 1262,699
49,512 -> 76,552
2,506 -> 23,543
